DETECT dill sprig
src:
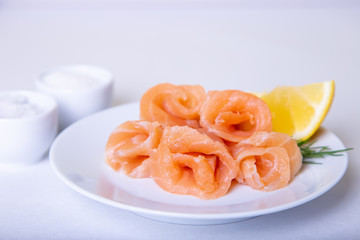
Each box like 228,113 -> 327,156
297,139 -> 353,164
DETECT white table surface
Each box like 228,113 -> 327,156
1,2 -> 359,239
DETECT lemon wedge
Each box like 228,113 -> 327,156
260,80 -> 335,141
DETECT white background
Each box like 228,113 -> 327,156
0,1 -> 359,239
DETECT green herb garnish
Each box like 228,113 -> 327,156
297,139 -> 353,164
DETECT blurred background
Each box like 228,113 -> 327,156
0,0 -> 359,119
0,1 -> 358,99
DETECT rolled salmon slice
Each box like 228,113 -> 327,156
151,126 -> 238,199
140,83 -> 206,128
231,131 -> 302,191
238,131 -> 302,180
105,120 -> 163,178
200,90 -> 273,142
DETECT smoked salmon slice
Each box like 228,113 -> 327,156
140,83 -> 206,128
104,84 -> 304,198
150,126 -> 238,199
230,131 -> 302,191
200,90 -> 273,142
105,120 -> 163,178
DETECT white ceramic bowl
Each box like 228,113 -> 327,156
0,91 -> 58,166
36,65 -> 114,130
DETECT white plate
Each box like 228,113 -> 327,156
50,102 -> 349,225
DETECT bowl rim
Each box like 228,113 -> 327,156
0,90 -> 58,122
36,64 -> 114,94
